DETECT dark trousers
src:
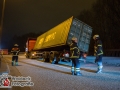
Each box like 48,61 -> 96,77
12,56 -> 18,62
71,58 -> 80,74
12,56 -> 18,66
96,55 -> 103,71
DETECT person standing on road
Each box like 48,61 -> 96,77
93,35 -> 103,73
11,44 -> 20,66
69,37 -> 82,76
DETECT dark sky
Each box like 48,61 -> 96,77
0,0 -> 96,49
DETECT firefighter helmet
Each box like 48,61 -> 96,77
93,35 -> 99,40
72,37 -> 77,43
14,44 -> 18,46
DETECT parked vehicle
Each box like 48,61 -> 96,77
33,16 -> 92,63
25,38 -> 42,59
0,49 -> 8,55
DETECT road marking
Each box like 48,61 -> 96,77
3,58 -> 10,74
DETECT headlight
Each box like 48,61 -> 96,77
64,53 -> 69,57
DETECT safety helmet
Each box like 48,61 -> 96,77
93,35 -> 99,40
14,44 -> 18,46
71,37 -> 77,43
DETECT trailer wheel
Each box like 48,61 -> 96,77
55,61 -> 58,64
42,59 -> 45,62
51,61 -> 55,64
49,59 -> 53,63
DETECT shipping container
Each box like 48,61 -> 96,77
34,16 -> 92,52
32,16 -> 92,63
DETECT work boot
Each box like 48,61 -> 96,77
75,72 -> 82,76
71,72 -> 75,75
96,70 -> 102,73
97,65 -> 103,73
16,62 -> 18,66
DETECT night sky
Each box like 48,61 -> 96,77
0,0 -> 96,49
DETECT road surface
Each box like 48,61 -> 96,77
0,55 -> 120,90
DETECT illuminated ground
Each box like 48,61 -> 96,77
0,55 -> 120,90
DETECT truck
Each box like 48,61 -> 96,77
25,38 -> 42,59
33,16 -> 93,63
0,49 -> 8,55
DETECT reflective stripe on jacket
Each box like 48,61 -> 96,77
11,48 -> 20,56
70,42 -> 80,58
94,39 -> 103,56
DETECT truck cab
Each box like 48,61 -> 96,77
25,38 -> 42,59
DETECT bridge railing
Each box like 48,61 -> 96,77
88,49 -> 120,57
104,49 -> 120,57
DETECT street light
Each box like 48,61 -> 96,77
0,0 -> 6,49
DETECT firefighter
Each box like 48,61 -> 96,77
93,35 -> 103,73
11,44 -> 20,66
69,37 -> 82,76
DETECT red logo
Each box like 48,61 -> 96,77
3,78 -> 10,86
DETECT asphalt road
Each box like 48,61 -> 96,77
0,57 -> 30,90
0,55 -> 120,90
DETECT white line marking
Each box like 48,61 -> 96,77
4,58 -> 10,74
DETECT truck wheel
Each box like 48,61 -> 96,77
26,56 -> 28,58
42,58 -> 45,62
51,61 -> 55,64
49,59 -> 53,63
26,54 -> 29,58
55,61 -> 58,64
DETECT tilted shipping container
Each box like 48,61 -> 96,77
34,16 -> 92,52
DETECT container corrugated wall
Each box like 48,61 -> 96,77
34,16 -> 92,52
67,18 -> 92,52
34,16 -> 73,50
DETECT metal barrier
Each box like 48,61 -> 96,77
104,49 -> 120,57
88,49 -> 120,57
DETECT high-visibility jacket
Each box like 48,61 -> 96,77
94,39 -> 103,56
11,47 -> 20,56
70,42 -> 80,58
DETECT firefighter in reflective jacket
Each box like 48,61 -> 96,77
11,44 -> 20,66
93,35 -> 103,73
69,37 -> 82,76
